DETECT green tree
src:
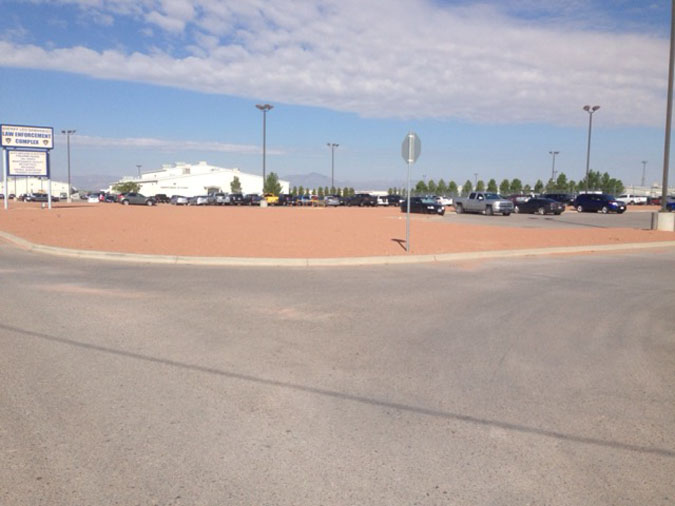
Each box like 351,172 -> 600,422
487,178 -> 498,192
545,179 -> 556,192
298,185 -> 304,196
436,179 -> 447,195
534,179 -> 544,193
448,181 -> 458,195
330,186 -> 336,195
112,181 -> 140,193
230,176 -> 242,193
476,180 -> 485,192
263,172 -> 282,195
567,180 -> 576,193
523,184 -> 532,193
427,179 -> 437,194
318,187 -> 324,198
349,187 -> 355,197
415,180 -> 428,194
509,178 -> 522,194
499,179 -> 510,195
555,172 -> 568,191
461,180 -> 473,196
291,186 -> 298,196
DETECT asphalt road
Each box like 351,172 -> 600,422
442,207 -> 656,229
1,243 -> 674,505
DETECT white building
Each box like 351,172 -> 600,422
109,161 -> 289,197
0,176 -> 71,197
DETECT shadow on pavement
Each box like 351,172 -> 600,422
4,322 -> 674,459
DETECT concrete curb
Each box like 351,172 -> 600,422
1,230 -> 674,267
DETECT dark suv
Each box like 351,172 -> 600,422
572,193 -> 626,214
346,193 -> 377,207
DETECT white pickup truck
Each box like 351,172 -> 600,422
615,194 -> 648,205
454,192 -> 514,216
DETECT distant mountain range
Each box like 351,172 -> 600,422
72,174 -> 121,192
281,172 -> 405,192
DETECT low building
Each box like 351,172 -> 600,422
0,176 -> 72,197
109,161 -> 289,197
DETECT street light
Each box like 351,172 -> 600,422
549,151 -> 559,182
256,104 -> 273,192
136,164 -> 142,178
583,105 -> 600,191
327,143 -> 339,189
61,129 -> 76,202
641,160 -> 647,187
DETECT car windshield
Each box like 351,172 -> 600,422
420,198 -> 436,204
485,193 -> 501,200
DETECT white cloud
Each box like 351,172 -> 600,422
68,134 -> 279,154
1,0 -> 669,126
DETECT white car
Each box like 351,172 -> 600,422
376,196 -> 389,206
616,194 -> 647,205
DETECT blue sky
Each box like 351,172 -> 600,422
0,0 -> 671,188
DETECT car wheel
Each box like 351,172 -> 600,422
503,212 -> 511,216
576,205 -> 584,213
618,209 -> 626,214
485,206 -> 493,216
146,200 -> 154,206
554,212 -> 562,215
537,207 -> 545,215
455,204 -> 463,214
514,205 -> 520,213
600,206 -> 609,214
122,200 -> 129,205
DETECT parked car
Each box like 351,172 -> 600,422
400,197 -> 445,216
293,195 -> 312,206
119,192 -> 156,206
154,193 -> 171,204
263,193 -> 279,205
437,195 -> 454,206
615,194 -> 648,205
454,192 -> 513,216
170,195 -> 189,205
188,195 -> 210,206
376,195 -> 389,206
513,197 -> 565,215
324,195 -> 340,207
541,192 -> 576,205
572,193 -> 626,214
25,193 -> 49,202
277,194 -> 293,206
242,194 -> 261,205
224,193 -> 242,205
666,199 -> 675,212
346,193 -> 377,207
386,194 -> 404,206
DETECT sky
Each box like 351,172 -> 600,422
0,0 -> 672,189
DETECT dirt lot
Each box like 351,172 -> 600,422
0,202 -> 672,258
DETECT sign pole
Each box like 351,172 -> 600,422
401,131 -> 420,253
3,148 -> 7,210
406,157 -> 411,252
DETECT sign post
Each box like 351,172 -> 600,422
1,124 -> 54,210
401,132 -> 421,252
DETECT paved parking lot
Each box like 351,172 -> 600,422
443,208 -> 656,229
1,244 -> 674,505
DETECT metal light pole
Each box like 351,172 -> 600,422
474,173 -> 478,189
327,143 -> 339,189
549,150 -> 559,182
256,104 -> 273,192
641,160 -> 647,187
662,0 -> 675,212
583,105 -> 600,191
61,129 -> 76,202
136,164 -> 142,178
